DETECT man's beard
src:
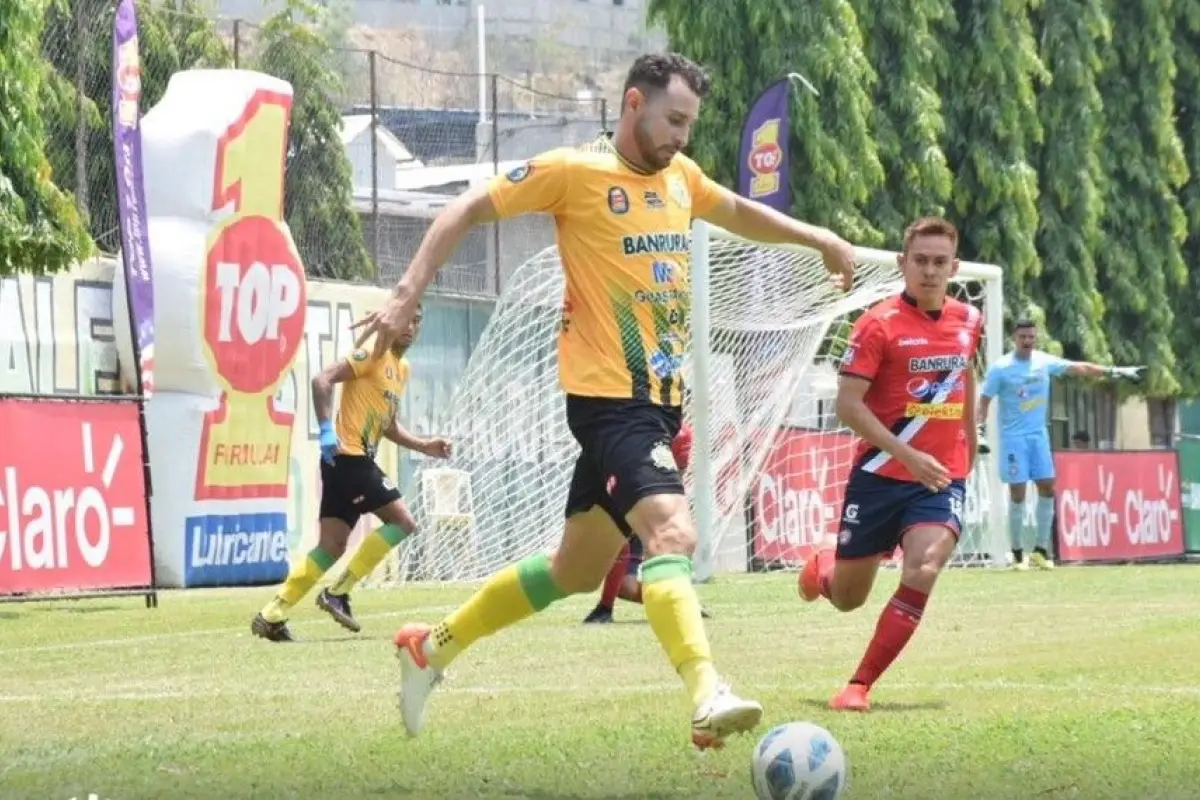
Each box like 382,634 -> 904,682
633,119 -> 667,171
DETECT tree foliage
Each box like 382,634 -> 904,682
254,0 -> 372,280
941,0 -> 1047,322
39,0 -> 232,253
1093,0 -> 1189,397
849,0 -> 955,248
648,0 -> 885,244
1,0 -> 92,276
1031,0 -> 1111,363
1171,0 -> 1200,395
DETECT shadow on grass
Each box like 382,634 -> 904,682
795,697 -> 949,714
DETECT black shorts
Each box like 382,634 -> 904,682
319,454 -> 402,528
564,395 -> 684,538
835,469 -> 966,560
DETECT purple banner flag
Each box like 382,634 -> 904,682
737,78 -> 792,213
112,0 -> 156,397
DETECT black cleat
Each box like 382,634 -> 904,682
701,606 -> 714,620
251,612 -> 295,642
316,589 -> 361,633
582,604 -> 614,624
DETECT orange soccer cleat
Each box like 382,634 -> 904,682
829,683 -> 871,712
798,541 -> 835,602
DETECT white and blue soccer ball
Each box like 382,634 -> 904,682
750,721 -> 848,800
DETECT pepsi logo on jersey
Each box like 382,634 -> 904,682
906,376 -> 965,400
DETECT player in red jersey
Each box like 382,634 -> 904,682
582,423 -> 712,623
798,216 -> 983,712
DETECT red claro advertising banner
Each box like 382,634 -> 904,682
1054,450 -> 1185,563
752,429 -> 854,563
0,397 -> 153,595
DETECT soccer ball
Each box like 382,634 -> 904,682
750,721 -> 848,800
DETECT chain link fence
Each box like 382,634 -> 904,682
37,3 -> 617,298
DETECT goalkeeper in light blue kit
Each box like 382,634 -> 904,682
977,319 -> 1143,570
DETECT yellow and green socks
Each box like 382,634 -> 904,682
328,523 -> 409,596
260,546 -> 336,622
640,554 -> 719,708
424,552 -> 567,669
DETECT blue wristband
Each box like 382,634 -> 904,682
319,420 -> 334,436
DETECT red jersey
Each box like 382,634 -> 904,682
838,293 -> 983,482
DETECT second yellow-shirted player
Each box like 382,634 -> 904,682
354,53 -> 857,749
252,306 -> 452,642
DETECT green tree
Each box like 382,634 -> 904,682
647,0 -> 884,245
1031,0 -> 1111,363
0,0 -> 92,276
940,0 -> 1046,321
1172,0 -> 1200,395
254,0 -> 372,280
849,0 -> 955,248
1094,0 -> 1189,396
39,0 -> 231,253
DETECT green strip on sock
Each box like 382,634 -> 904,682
640,554 -> 692,584
379,523 -> 408,546
309,546 -> 336,571
516,553 -> 567,611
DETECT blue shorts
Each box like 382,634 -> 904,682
999,433 -> 1055,484
625,537 -> 644,576
836,470 -> 966,560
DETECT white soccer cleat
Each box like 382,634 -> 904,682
691,682 -> 764,750
393,623 -> 444,737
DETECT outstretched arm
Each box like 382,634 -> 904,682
1063,361 -> 1143,381
698,186 -> 856,289
394,186 -> 500,297
699,185 -> 844,252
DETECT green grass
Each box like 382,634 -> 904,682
3,566 -> 1200,799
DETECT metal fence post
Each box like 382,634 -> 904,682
232,18 -> 241,68
600,97 -> 608,135
369,49 -> 380,279
491,72 -> 501,295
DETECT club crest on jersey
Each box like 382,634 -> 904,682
666,174 -> 691,209
649,441 -> 678,472
840,345 -> 858,367
352,348 -> 369,361
608,186 -> 630,214
506,163 -> 531,183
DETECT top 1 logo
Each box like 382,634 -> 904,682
195,90 -> 307,500
747,118 -> 783,199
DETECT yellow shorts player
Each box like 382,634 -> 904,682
252,306 -> 451,642
354,53 -> 856,749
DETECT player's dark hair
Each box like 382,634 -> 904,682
902,216 -> 959,253
621,53 -> 711,111
1013,318 -> 1036,331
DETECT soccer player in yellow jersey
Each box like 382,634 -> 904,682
251,306 -> 451,642
353,54 -> 856,748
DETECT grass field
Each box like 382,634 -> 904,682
3,566 -> 1200,799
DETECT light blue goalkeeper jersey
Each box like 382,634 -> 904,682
980,350 -> 1072,438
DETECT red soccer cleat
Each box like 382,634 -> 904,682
798,541 -> 835,602
829,683 -> 871,712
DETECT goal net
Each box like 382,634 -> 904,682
382,222 -> 1006,585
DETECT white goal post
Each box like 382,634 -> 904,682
379,221 -> 1006,586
